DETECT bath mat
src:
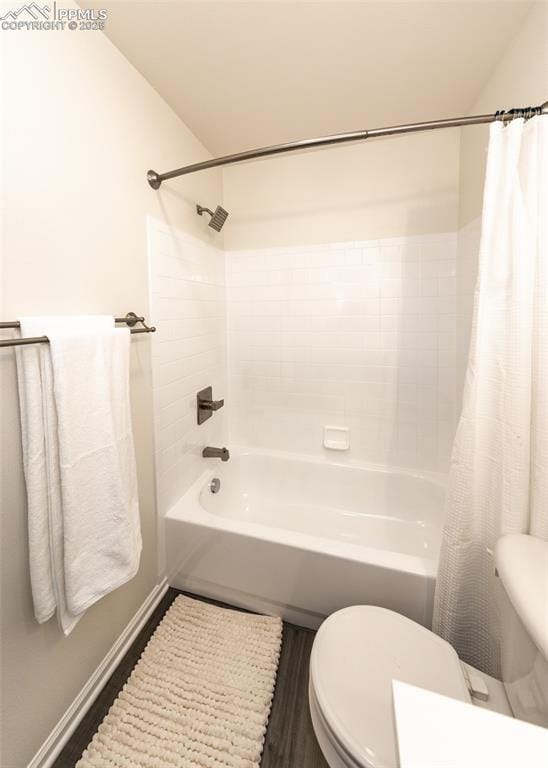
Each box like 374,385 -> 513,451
77,595 -> 283,768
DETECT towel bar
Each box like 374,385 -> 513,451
0,312 -> 156,348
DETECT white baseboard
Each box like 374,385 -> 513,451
27,578 -> 169,768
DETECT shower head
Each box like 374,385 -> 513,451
196,204 -> 229,232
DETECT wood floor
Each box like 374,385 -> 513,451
261,621 -> 328,768
53,589 -> 329,768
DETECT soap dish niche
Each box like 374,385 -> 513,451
323,426 -> 350,451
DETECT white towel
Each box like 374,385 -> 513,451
15,316 -> 142,634
49,327 -> 142,617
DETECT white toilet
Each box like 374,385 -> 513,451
309,534 -> 548,768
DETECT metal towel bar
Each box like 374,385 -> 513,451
0,312 -> 156,348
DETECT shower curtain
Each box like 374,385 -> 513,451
433,115 -> 548,678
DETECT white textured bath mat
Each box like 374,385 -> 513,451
77,595 -> 283,768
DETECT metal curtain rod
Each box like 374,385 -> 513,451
0,312 -> 156,349
147,100 -> 548,187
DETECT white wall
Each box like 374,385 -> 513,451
458,2 -> 548,230
223,129 -> 460,250
1,11 -> 222,767
227,233 -> 457,473
148,219 -> 227,527
456,2 -> 548,399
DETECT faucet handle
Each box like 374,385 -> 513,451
197,386 -> 225,425
200,397 -> 224,411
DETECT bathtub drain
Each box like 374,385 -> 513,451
209,477 -> 221,494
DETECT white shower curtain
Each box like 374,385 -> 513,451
433,115 -> 548,678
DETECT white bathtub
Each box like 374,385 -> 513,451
165,449 -> 446,629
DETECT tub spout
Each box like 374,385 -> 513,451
202,446 -> 230,462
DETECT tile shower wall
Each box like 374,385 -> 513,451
148,217 -> 227,517
227,233 -> 458,472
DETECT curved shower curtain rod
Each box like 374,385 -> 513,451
147,100 -> 548,188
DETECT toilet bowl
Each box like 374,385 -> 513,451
309,534 -> 548,768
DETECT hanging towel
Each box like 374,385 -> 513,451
15,316 -> 142,634
16,316 -> 114,633
48,327 -> 142,617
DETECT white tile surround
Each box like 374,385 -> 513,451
226,234 -> 458,472
147,218 -> 227,517
148,223 -> 462,522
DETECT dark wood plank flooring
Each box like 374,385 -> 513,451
53,589 -> 328,768
261,622 -> 328,768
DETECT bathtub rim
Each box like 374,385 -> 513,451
164,447 -> 445,580
207,445 -> 447,486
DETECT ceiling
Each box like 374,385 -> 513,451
78,1 -> 532,155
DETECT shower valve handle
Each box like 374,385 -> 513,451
197,386 -> 225,425
200,398 -> 224,412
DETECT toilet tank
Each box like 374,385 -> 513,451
495,534 -> 548,727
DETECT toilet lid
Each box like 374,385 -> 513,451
310,606 -> 470,768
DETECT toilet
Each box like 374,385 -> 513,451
309,534 -> 548,768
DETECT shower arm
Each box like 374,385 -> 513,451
147,100 -> 548,188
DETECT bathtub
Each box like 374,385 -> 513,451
165,449 -> 446,629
